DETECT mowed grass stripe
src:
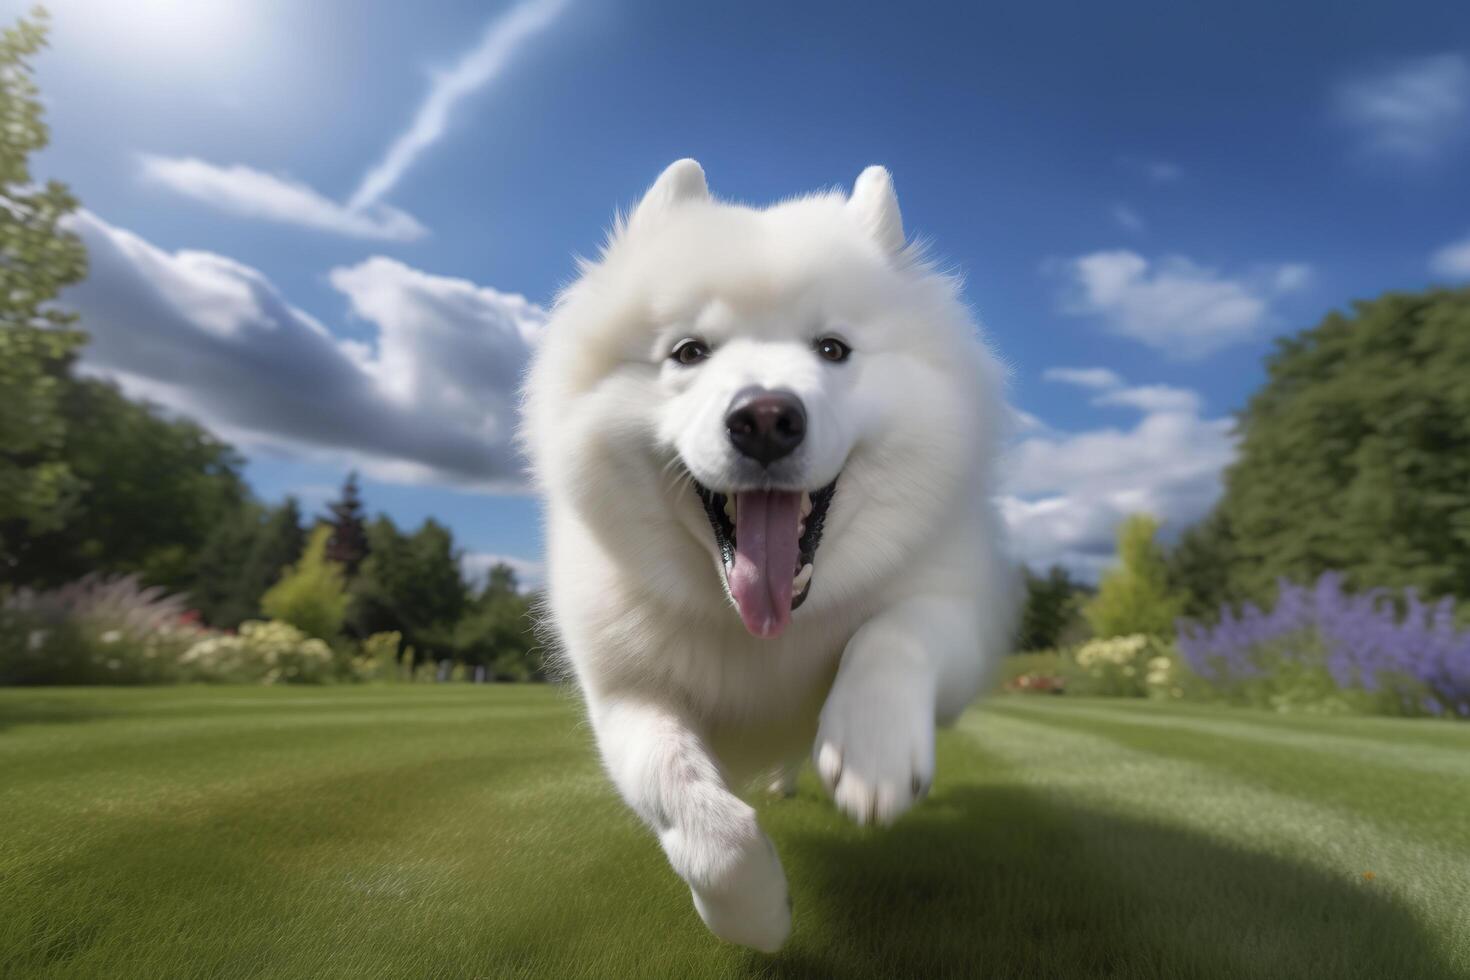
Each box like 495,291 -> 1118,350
965,705 -> 1470,972
0,688 -> 712,979
998,696 -> 1470,779
3,687 -> 1467,979
1016,692 -> 1470,750
988,697 -> 1470,851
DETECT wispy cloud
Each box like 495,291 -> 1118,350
1112,203 -> 1145,233
1118,156 -> 1183,183
1335,53 -> 1470,163
139,156 -> 427,242
349,0 -> 571,210
1430,232 -> 1470,279
1044,367 -> 1201,414
1043,366 -> 1123,390
1050,250 -> 1310,358
140,0 -> 572,238
1094,383 -> 1200,415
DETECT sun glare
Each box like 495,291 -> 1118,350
50,0 -> 260,76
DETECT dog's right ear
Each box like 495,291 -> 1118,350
630,158 -> 709,229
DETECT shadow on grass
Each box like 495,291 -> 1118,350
763,786 -> 1455,980
0,694 -> 121,732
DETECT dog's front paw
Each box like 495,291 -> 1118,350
663,814 -> 790,953
814,670 -> 935,827
688,829 -> 790,953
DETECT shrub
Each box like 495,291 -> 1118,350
353,631 -> 410,682
1065,634 -> 1184,699
1177,572 -> 1470,718
0,574 -> 200,684
1084,515 -> 1183,639
179,620 -> 334,684
260,526 -> 348,641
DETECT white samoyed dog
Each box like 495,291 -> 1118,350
521,160 -> 1014,952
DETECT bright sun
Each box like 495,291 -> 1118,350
48,0 -> 259,75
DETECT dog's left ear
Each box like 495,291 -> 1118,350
630,158 -> 709,229
848,166 -> 905,255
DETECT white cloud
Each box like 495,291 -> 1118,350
999,394 -> 1234,578
138,156 -> 426,242
1053,250 -> 1309,358
462,552 -> 546,591
1112,203 -> 1145,233
1094,383 -> 1201,415
1042,366 -> 1123,391
1430,233 -> 1470,279
1335,53 -> 1470,162
61,211 -> 545,489
349,0 -> 571,210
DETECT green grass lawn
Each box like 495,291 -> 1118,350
2,687 -> 1467,979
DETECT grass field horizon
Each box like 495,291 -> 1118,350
3,685 -> 1466,979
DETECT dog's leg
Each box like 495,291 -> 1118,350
592,696 -> 791,952
813,594 -> 983,826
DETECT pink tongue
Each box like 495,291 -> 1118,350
728,490 -> 802,639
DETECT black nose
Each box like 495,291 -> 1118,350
725,388 -> 806,465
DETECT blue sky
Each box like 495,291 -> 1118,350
16,0 -> 1470,582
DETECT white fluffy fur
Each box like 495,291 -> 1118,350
521,160 -> 1015,952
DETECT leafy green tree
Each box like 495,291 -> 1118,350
1165,510 -> 1239,622
455,563 -> 542,680
1084,514 -> 1183,638
1015,564 -> 1088,651
0,8 -> 88,571
1216,288 -> 1470,602
191,498 -> 305,627
261,525 -> 348,641
349,516 -> 467,661
13,379 -> 247,590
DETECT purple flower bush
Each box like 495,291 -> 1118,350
1177,572 -> 1470,719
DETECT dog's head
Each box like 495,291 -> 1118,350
524,160 -> 1003,639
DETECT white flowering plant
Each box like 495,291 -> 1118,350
1067,634 -> 1185,699
180,620 -> 336,685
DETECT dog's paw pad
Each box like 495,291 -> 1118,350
815,689 -> 934,827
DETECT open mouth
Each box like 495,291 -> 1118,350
693,477 -> 838,639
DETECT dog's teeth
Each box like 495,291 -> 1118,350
797,520 -> 806,537
800,493 -> 813,518
723,497 -> 735,522
792,563 -> 814,592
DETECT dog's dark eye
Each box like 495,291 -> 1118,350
670,338 -> 711,365
815,336 -> 851,363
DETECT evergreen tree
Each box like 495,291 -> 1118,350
323,472 -> 369,576
0,8 -> 88,574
